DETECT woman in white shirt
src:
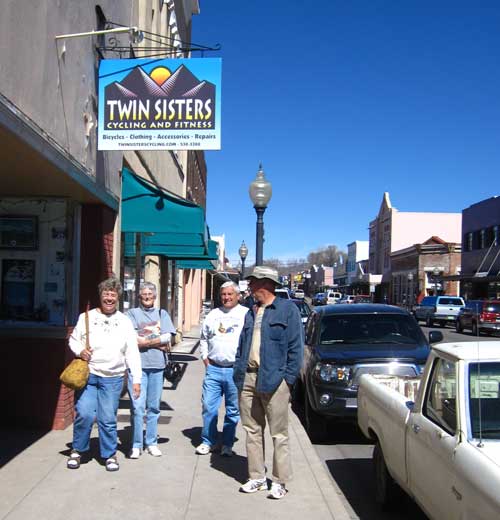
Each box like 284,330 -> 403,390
66,277 -> 141,472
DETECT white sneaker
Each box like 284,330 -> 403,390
221,445 -> 233,457
146,445 -> 162,457
129,448 -> 141,459
195,443 -> 212,455
240,478 -> 268,493
268,481 -> 287,499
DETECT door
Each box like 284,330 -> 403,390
407,357 -> 461,520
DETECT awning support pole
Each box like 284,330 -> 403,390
135,233 -> 141,306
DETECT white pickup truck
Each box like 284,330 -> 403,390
358,341 -> 500,519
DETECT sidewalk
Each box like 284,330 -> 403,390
0,326 -> 353,520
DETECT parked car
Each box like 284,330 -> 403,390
296,304 -> 439,441
326,290 -> 342,305
413,295 -> 465,327
274,288 -> 291,299
293,289 -> 305,299
456,299 -> 500,335
353,295 -> 371,304
338,295 -> 355,304
292,298 -> 311,326
312,292 -> 327,306
358,341 -> 500,518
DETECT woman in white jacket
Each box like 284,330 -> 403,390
66,277 -> 142,472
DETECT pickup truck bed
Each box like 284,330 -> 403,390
358,341 -> 500,520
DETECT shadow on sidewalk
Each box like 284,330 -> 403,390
0,428 -> 49,468
181,426 -> 248,484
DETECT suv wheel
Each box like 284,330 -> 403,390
456,319 -> 463,333
425,316 -> 433,327
304,395 -> 327,443
472,321 -> 479,336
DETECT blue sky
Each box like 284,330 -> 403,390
192,1 -> 500,266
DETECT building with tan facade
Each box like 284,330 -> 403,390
0,0 -> 213,430
368,192 -> 461,301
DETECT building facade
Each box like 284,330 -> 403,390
390,237 -> 461,308
459,196 -> 500,299
368,192 -> 461,301
0,0 -> 209,430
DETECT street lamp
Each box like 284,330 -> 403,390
238,240 -> 248,279
433,267 -> 440,296
249,163 -> 272,266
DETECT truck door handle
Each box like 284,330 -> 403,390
412,424 -> 421,434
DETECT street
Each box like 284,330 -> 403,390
294,320 -> 495,520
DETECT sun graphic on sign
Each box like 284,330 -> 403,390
150,66 -> 172,85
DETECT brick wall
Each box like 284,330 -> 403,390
2,335 -> 70,429
79,205 -> 116,311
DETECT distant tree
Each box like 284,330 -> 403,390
307,245 -> 346,266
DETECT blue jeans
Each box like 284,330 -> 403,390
72,373 -> 123,459
201,365 -> 240,448
128,368 -> 164,449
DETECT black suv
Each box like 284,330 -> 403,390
296,304 -> 442,441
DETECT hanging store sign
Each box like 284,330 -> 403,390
98,58 -> 221,150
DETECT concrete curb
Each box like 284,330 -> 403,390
289,412 -> 354,520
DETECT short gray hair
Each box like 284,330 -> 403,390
140,281 -> 157,296
220,281 -> 240,294
98,277 -> 123,296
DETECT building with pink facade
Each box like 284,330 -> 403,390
369,193 -> 461,301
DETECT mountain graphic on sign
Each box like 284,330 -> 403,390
120,67 -> 168,97
105,64 -> 215,102
160,65 -> 199,97
106,82 -> 138,99
182,81 -> 215,102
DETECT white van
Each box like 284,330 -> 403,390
326,291 -> 342,305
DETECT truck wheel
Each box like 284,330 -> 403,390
373,442 -> 400,509
455,319 -> 463,333
425,316 -> 433,327
304,395 -> 327,443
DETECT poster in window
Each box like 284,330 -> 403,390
1,259 -> 35,320
0,216 -> 38,250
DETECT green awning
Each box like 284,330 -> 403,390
121,167 -> 205,235
123,233 -> 219,261
177,259 -> 217,270
121,167 -> 218,263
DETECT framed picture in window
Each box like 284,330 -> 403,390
0,216 -> 38,250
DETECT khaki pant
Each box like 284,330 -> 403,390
239,372 -> 292,484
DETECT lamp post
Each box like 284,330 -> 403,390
249,163 -> 272,266
433,267 -> 440,296
238,240 -> 248,279
407,272 -> 414,311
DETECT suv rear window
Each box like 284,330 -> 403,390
438,298 -> 463,306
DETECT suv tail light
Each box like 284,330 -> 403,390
481,311 -> 497,323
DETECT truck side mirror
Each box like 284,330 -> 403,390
429,330 -> 443,344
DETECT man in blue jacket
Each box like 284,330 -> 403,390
233,266 -> 303,500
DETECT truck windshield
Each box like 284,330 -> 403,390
469,362 -> 500,440
319,314 -> 425,345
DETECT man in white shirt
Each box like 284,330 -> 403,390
196,281 -> 248,456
